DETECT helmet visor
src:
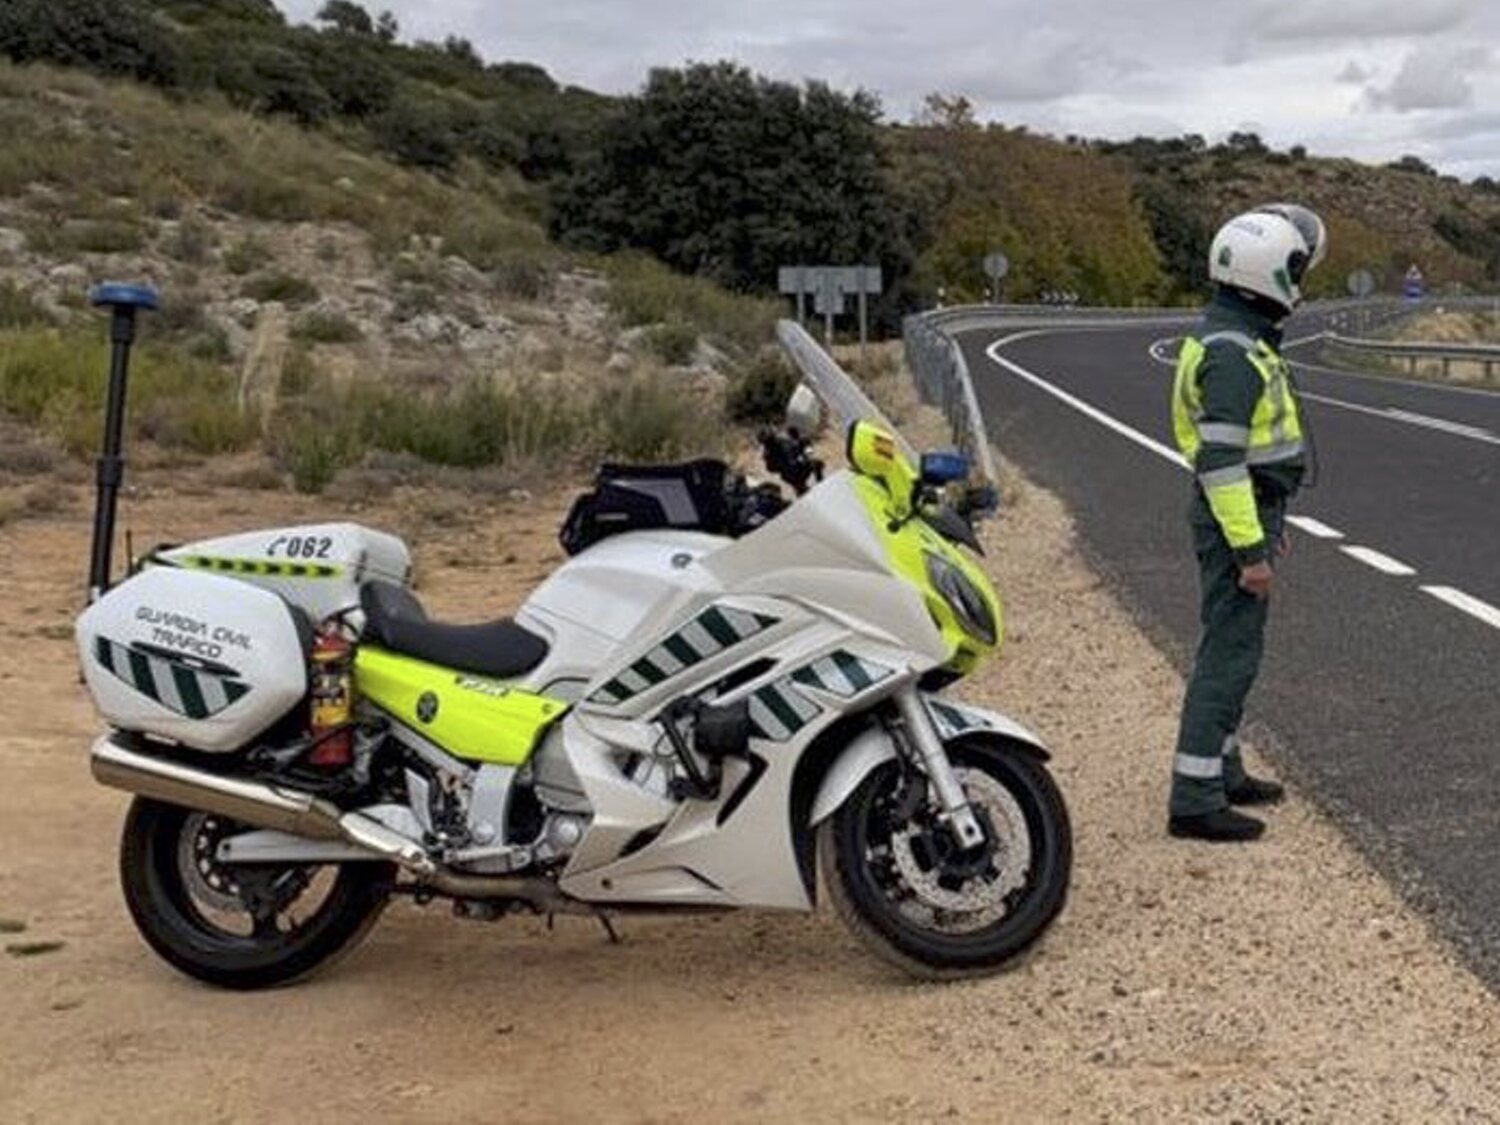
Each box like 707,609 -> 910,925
1261,203 -> 1327,273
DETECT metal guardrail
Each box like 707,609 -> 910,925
1323,333 -> 1500,378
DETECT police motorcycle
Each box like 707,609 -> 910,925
77,287 -> 1072,988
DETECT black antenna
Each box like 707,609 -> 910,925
87,283 -> 159,602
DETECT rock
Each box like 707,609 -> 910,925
335,176 -> 355,191
392,312 -> 461,346
48,262 -> 88,288
692,338 -> 731,372
605,351 -> 634,375
617,325 -> 654,350
0,227 -> 26,255
441,255 -> 486,291
228,297 -> 261,326
353,276 -> 384,295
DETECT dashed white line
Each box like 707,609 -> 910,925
1285,516 -> 1344,540
1384,408 -> 1499,444
1339,546 -> 1417,576
1421,587 -> 1500,631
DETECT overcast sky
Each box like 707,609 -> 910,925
282,0 -> 1500,177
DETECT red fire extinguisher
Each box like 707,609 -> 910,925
308,623 -> 354,767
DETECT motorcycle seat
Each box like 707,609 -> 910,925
358,580 -> 549,680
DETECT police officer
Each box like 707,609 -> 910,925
1168,204 -> 1327,842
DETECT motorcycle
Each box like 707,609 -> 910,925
76,286 -> 1072,988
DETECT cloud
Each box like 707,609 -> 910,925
1364,42 -> 1491,111
1249,0 -> 1474,42
1335,60 -> 1372,84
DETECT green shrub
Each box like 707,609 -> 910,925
0,326 -> 252,455
489,247 -> 557,300
0,282 -> 51,329
222,235 -> 272,275
165,215 -> 216,263
594,369 -> 711,461
71,219 -> 147,253
641,320 -> 698,366
727,350 -> 798,423
273,415 -> 358,493
241,271 -> 319,305
290,309 -> 363,343
604,255 -> 778,356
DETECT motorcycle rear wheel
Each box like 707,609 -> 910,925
818,738 -> 1071,979
119,797 -> 393,990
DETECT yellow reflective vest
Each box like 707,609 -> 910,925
1172,329 -> 1304,557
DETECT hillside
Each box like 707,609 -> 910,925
1101,134 -> 1500,300
0,59 -> 787,503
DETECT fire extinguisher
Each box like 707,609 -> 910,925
308,622 -> 354,767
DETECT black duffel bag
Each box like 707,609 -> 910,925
559,460 -> 737,556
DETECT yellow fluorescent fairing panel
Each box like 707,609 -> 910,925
354,646 -> 567,765
846,422 -> 1004,675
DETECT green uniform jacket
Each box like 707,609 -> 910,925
1181,290 -> 1306,565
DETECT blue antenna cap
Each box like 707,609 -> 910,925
89,283 -> 160,311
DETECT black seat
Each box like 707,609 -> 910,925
359,581 -> 549,680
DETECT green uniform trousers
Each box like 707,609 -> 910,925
1170,490 -> 1286,817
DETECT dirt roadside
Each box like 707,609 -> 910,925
1,462 -> 1498,1124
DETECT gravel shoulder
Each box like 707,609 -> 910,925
1,463 -> 1497,1123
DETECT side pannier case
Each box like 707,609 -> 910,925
76,568 -> 310,754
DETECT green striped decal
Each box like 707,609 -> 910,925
93,636 -> 251,720
179,555 -> 342,579
588,604 -> 780,705
790,651 -> 893,699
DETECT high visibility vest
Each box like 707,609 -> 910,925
1171,330 -> 1303,549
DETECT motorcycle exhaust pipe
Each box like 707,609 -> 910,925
89,736 -> 577,908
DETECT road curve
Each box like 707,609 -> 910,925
962,319 -> 1500,989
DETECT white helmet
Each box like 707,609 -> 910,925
1209,203 -> 1328,311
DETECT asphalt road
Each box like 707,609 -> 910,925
960,316 -> 1500,988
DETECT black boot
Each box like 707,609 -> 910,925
1227,774 -> 1285,807
1168,807 -> 1265,842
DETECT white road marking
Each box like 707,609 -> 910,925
987,332 -> 1188,469
1147,335 -> 1183,365
1290,390 -> 1500,447
1285,516 -> 1344,540
1339,546 -> 1416,576
1421,587 -> 1500,632
1384,408 -> 1498,443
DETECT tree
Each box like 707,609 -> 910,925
375,10 -> 398,42
552,62 -> 911,295
1222,131 -> 1268,158
1388,154 -> 1437,177
0,0 -> 180,85
315,1 -> 374,37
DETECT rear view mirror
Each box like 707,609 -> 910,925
785,384 -> 823,437
920,450 -> 969,486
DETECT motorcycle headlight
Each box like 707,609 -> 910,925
924,551 -> 996,646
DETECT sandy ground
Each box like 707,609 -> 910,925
2,456 -> 1499,1124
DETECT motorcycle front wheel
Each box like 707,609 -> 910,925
119,797 -> 393,990
818,737 -> 1071,979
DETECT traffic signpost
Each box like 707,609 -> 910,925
778,264 -> 883,353
982,251 -> 1009,305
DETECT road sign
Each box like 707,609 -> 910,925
1403,264 -> 1424,300
1347,269 -> 1376,298
777,264 -> 884,347
982,252 -> 1010,280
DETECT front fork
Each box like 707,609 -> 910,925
892,687 -> 986,849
